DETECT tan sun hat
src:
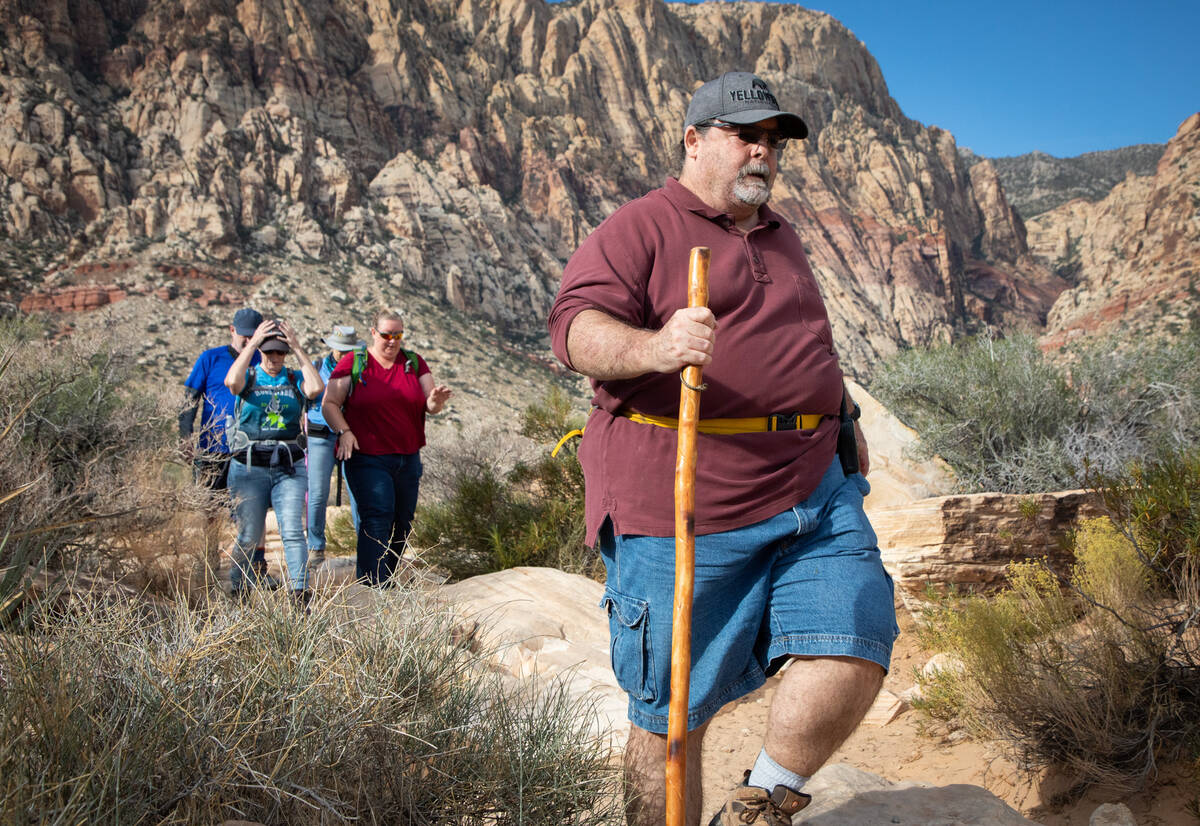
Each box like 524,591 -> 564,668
323,325 -> 365,351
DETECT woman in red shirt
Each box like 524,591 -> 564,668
321,309 -> 452,585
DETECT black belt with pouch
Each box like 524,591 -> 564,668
308,422 -> 333,438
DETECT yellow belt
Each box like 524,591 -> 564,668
621,410 -> 826,434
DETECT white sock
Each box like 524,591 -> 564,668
747,748 -> 809,794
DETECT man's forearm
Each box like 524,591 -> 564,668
566,310 -> 661,380
566,307 -> 716,380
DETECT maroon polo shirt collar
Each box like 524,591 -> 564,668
662,177 -> 783,231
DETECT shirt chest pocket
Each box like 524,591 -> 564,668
792,272 -> 835,352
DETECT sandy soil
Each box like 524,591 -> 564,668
700,605 -> 1197,824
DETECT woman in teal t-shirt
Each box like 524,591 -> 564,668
224,319 -> 323,602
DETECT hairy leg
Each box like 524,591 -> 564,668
624,720 -> 709,826
763,655 -> 884,776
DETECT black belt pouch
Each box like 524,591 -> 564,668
837,412 -> 860,476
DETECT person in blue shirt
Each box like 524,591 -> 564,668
304,325 -> 363,572
180,308 -> 272,585
224,318 -> 324,603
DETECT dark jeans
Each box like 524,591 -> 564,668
343,452 -> 422,586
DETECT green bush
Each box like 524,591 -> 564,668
916,452 -> 1200,794
412,388 -> 598,581
871,331 -> 1200,493
0,587 -> 621,823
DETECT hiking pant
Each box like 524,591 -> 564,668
343,451 -> 422,586
305,432 -> 359,551
228,459 -> 309,592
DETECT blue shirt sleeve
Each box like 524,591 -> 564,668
184,352 -> 210,391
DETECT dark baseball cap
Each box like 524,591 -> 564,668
685,71 -> 808,140
259,335 -> 290,353
232,308 -> 264,336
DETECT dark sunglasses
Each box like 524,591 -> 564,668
706,120 -> 789,150
374,329 -> 404,341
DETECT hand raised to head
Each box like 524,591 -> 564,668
276,320 -> 302,349
249,319 -> 277,348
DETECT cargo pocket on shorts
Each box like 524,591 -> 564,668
600,589 -> 657,703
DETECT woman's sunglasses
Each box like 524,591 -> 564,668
374,329 -> 404,341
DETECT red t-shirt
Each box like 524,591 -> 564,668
549,178 -> 845,544
330,351 -> 431,455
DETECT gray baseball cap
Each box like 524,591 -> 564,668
684,71 -> 808,140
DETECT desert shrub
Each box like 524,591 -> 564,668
1065,335 -> 1200,479
0,318 -> 204,587
412,388 -> 598,580
871,331 -> 1200,493
0,586 -> 621,824
324,507 -> 358,556
916,452 -> 1200,794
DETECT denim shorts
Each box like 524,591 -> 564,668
598,455 -> 899,734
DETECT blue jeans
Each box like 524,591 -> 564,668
305,433 -> 359,551
599,455 -> 898,733
343,452 -> 422,586
228,458 -> 309,592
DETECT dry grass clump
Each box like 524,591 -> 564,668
917,452 -> 1200,796
0,586 -> 621,824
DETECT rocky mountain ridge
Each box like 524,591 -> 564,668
2,0 -> 1069,385
1030,113 -> 1200,347
958,143 -> 1165,219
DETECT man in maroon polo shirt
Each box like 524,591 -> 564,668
548,72 -> 898,825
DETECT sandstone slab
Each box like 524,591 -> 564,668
872,489 -> 1103,612
849,379 -> 955,513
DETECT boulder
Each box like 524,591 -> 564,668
1089,803 -> 1138,826
439,566 -> 628,749
799,763 -> 1038,824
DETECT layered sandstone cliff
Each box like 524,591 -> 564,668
1029,114 -> 1200,348
1,0 -> 1069,378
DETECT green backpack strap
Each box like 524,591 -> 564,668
402,348 -> 420,374
348,348 -> 368,396
347,348 -> 419,394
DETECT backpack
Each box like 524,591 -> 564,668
346,347 -> 421,395
225,368 -> 307,461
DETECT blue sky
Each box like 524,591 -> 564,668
672,0 -> 1199,159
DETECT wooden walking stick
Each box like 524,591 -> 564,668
666,246 -> 710,826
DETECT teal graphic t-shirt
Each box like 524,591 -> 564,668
235,366 -> 305,442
